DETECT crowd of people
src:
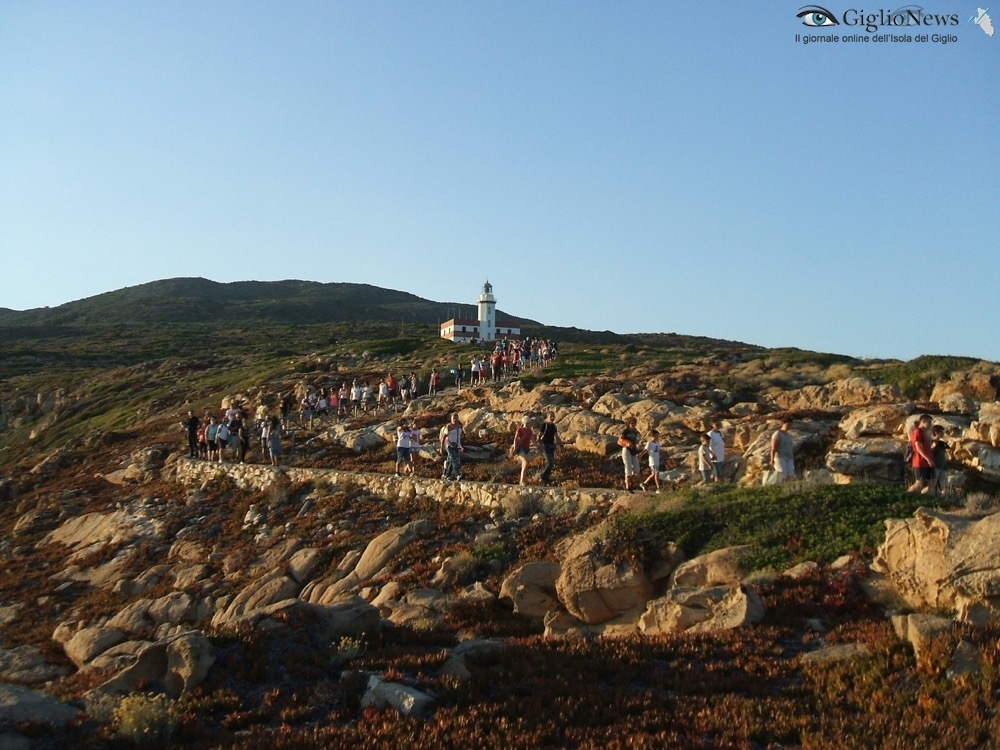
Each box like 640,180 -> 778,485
180,334 -> 952,493
183,401 -> 954,493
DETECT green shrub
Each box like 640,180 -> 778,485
605,483 -> 949,571
113,693 -> 177,748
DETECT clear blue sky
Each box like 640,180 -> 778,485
1,2 -> 996,360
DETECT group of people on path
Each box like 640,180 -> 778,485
618,417 -> 732,493
181,406 -> 285,467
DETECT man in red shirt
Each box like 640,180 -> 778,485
907,414 -> 935,494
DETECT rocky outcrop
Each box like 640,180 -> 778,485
302,519 -> 435,604
87,631 -> 216,698
554,534 -> 653,625
825,438 -> 905,483
873,508 -> 1000,624
768,378 -> 900,412
499,561 -> 562,619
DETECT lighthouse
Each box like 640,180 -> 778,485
439,281 -> 520,343
477,281 -> 496,342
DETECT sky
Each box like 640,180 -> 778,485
1,2 -> 997,361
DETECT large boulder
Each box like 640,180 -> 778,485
499,561 -> 562,618
824,438 -> 905,483
555,534 -> 653,625
639,584 -> 765,635
951,440 -> 1000,483
872,508 -> 1000,624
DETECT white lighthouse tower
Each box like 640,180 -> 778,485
439,281 -> 519,343
477,280 -> 497,342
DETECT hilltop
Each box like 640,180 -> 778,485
2,279 -> 1000,747
0,277 -> 532,328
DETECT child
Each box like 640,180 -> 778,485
697,434 -> 715,486
641,429 -> 663,492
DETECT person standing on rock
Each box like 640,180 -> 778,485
509,416 -> 534,486
538,411 -> 560,485
618,416 -> 642,492
707,421 -> 726,482
181,410 -> 200,458
440,413 -> 463,481
769,417 -> 795,483
907,414 -> 935,493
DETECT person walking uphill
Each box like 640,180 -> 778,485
510,416 -> 534,486
440,413 -> 464,481
619,416 -> 642,492
538,411 -> 560,485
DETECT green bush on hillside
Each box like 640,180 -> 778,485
605,483 -> 950,572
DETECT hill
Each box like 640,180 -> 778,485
0,277 -> 533,328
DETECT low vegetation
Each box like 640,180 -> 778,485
605,483 -> 950,572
